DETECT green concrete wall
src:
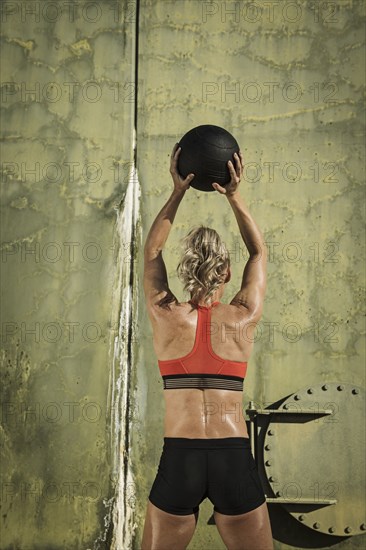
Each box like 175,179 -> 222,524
0,1 -> 137,548
1,0 -> 365,549
135,1 -> 365,548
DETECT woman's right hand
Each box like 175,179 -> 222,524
212,151 -> 243,196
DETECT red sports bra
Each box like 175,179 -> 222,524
158,299 -> 247,391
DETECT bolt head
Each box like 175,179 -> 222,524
328,526 -> 335,533
298,514 -> 305,521
313,522 -> 320,529
294,394 -> 301,400
322,384 -> 328,390
265,460 -> 271,466
276,491 -> 282,497
352,388 -> 359,395
344,526 -> 352,533
265,444 -> 271,451
307,388 -> 314,394
337,385 -> 344,391
268,429 -> 274,436
269,476 -> 276,483
360,523 -> 366,530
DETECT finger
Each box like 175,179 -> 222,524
238,150 -> 244,166
185,173 -> 195,183
227,160 -> 238,181
173,146 -> 181,165
234,152 -> 241,177
171,143 -> 179,160
237,155 -> 243,177
212,182 -> 226,193
170,145 -> 181,173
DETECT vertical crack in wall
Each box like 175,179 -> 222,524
96,1 -> 141,548
104,136 -> 141,549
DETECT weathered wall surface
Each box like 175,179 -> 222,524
0,1 -> 137,548
1,0 -> 365,549
134,1 -> 365,549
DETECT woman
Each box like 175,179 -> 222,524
142,144 -> 273,550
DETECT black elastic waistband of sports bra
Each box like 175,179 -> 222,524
163,437 -> 251,449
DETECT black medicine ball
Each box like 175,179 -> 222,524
177,125 -> 240,192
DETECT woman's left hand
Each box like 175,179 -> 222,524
170,143 -> 195,192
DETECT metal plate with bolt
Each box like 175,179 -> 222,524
246,382 -> 365,538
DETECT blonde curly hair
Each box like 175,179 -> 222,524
176,225 -> 230,303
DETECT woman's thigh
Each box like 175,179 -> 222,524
141,500 -> 199,550
214,501 -> 274,550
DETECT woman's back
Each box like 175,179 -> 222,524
153,301 -> 255,362
148,299 -> 257,438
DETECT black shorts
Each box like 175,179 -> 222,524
148,437 -> 266,516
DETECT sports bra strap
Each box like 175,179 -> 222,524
188,299 -> 220,309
